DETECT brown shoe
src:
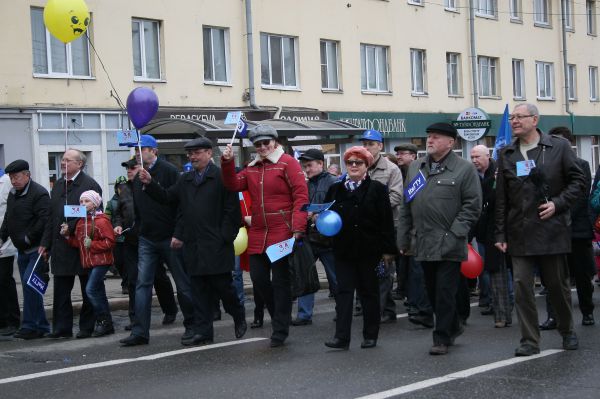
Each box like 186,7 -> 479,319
494,321 -> 507,328
429,344 -> 448,355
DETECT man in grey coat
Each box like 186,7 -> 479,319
398,123 -> 481,355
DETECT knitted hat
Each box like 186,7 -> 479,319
80,190 -> 102,208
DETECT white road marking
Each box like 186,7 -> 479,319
0,337 -> 267,385
355,349 -> 564,399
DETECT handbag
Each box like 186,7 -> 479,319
289,240 -> 320,299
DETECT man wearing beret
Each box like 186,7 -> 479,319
139,137 -> 247,345
0,160 -> 51,339
398,123 -> 482,355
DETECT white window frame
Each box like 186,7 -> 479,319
568,64 -> 577,100
202,26 -> 231,85
360,43 -> 390,93
475,0 -> 497,18
260,33 -> 299,89
320,39 -> 341,91
446,52 -> 461,96
410,49 -> 427,95
590,66 -> 599,101
534,0 -> 551,26
478,56 -> 499,97
536,61 -> 555,100
563,0 -> 574,31
512,59 -> 526,99
30,7 -> 92,79
445,0 -> 458,11
587,1 -> 597,35
510,0 -> 522,21
132,19 -> 162,81
408,0 -> 424,5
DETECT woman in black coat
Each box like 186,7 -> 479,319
323,146 -> 397,350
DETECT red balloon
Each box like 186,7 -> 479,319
461,244 -> 483,278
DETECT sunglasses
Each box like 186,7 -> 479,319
253,140 -> 272,148
345,159 -> 366,167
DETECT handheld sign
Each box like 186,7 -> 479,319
404,171 -> 427,203
516,160 -> 536,177
229,117 -> 248,145
116,130 -> 139,146
301,201 -> 335,213
64,205 -> 87,218
224,111 -> 242,125
266,237 -> 296,263
26,253 -> 47,296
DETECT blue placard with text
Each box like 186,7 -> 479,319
516,160 -> 536,177
224,111 -> 242,125
404,171 -> 427,203
266,237 -> 296,263
64,205 -> 87,218
301,201 -> 335,213
26,254 -> 47,296
116,130 -> 139,146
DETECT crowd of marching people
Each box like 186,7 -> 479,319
1,102 -> 598,356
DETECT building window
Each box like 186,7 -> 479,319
478,56 -> 498,97
408,0 -> 423,5
203,26 -> 230,84
510,0 -> 522,20
475,0 -> 497,17
360,44 -> 389,92
132,19 -> 162,80
512,59 -> 525,99
410,49 -> 427,95
320,40 -> 340,91
30,7 -> 91,78
536,61 -> 554,99
260,33 -> 298,88
567,64 -> 577,100
563,0 -> 574,30
590,66 -> 599,101
587,1 -> 597,35
445,0 -> 457,10
446,52 -> 461,96
534,0 -> 551,26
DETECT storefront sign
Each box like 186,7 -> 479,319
451,108 -> 491,141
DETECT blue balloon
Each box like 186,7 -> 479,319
316,210 -> 342,237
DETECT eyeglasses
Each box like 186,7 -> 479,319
345,159 -> 366,167
508,114 -> 534,121
253,140 -> 272,148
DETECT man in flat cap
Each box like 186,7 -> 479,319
394,143 -> 419,182
0,160 -> 51,339
139,137 -> 247,345
398,123 -> 481,355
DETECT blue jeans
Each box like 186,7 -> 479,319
297,246 -> 336,321
17,251 -> 50,333
85,265 -> 110,317
132,237 -> 195,339
233,256 -> 245,305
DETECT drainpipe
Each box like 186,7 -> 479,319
560,1 -> 574,132
468,0 -> 479,109
245,0 -> 259,109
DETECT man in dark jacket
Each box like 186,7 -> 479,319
119,135 -> 195,346
291,149 -> 338,326
0,160 -> 50,339
139,137 -> 246,345
398,123 -> 482,356
495,104 -> 585,356
40,149 -> 101,339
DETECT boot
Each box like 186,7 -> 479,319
92,316 -> 115,337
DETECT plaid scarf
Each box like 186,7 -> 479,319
344,176 -> 365,192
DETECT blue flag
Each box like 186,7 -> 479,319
26,253 -> 47,296
236,118 -> 248,138
492,104 -> 512,160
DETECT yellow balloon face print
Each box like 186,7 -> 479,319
43,0 -> 90,44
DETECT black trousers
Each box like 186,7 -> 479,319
422,261 -> 462,346
0,256 -> 20,328
191,273 -> 245,339
124,242 -> 179,322
456,275 -> 471,323
249,254 -> 292,342
113,242 -> 127,288
334,255 -> 380,342
52,274 -> 95,334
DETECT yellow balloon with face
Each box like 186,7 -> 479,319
43,0 -> 90,44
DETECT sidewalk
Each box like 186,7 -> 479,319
12,259 -> 330,319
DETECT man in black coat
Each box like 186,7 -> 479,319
40,149 -> 101,339
0,160 -> 51,339
495,104 -> 585,356
139,137 -> 246,345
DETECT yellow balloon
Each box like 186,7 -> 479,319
43,0 -> 90,44
233,227 -> 249,256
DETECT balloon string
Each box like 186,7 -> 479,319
85,31 -> 125,110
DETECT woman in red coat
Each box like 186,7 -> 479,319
221,125 -> 309,347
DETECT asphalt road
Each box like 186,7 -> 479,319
1,289 -> 599,399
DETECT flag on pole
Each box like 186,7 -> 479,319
293,149 -> 301,160
492,104 -> 512,160
117,130 -> 139,146
26,253 -> 47,296
236,118 -> 248,138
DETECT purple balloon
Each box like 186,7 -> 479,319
126,87 -> 159,129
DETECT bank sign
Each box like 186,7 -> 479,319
451,108 -> 491,141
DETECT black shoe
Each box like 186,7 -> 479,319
162,313 -> 177,325
391,291 -> 404,301
213,311 -> 222,321
181,328 -> 195,342
361,339 -> 377,349
562,333 -> 579,350
124,323 -> 132,331
324,338 -> 349,350
91,320 -> 115,338
75,330 -> 93,339
235,319 -> 248,339
270,338 -> 285,348
539,287 -> 548,295
120,335 -> 149,346
481,306 -> 494,316
582,314 -> 595,326
449,324 -> 465,346
14,329 -> 45,340
353,307 -> 363,317
291,318 -> 312,326
539,318 -> 557,330
429,344 -> 448,355
408,314 -> 434,329
121,287 -> 129,295
407,306 -> 419,316
46,331 -> 73,339
181,334 -> 213,346
250,320 -> 263,329
515,343 -> 540,356
380,314 -> 397,324
0,325 -> 19,336
328,292 -> 335,298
